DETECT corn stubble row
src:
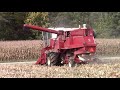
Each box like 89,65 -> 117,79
0,61 -> 120,78
0,39 -> 120,62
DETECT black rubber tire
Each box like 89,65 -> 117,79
68,56 -> 75,67
46,52 -> 58,66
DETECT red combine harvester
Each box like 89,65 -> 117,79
23,24 -> 97,67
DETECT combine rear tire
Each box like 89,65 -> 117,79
46,52 -> 58,66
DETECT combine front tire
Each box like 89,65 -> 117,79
68,56 -> 75,67
46,52 -> 58,66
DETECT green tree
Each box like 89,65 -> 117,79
108,12 -> 120,38
48,12 -> 91,28
89,12 -> 113,38
24,12 -> 50,39
0,12 -> 28,40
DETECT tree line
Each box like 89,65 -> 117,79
0,12 -> 120,40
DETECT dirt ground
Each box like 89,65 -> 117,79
0,56 -> 120,78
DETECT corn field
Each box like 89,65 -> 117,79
0,40 -> 44,62
96,39 -> 120,56
0,39 -> 120,62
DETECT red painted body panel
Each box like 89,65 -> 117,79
50,36 -> 96,50
50,36 -> 85,49
64,36 -> 84,49
70,29 -> 85,36
84,36 -> 96,46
